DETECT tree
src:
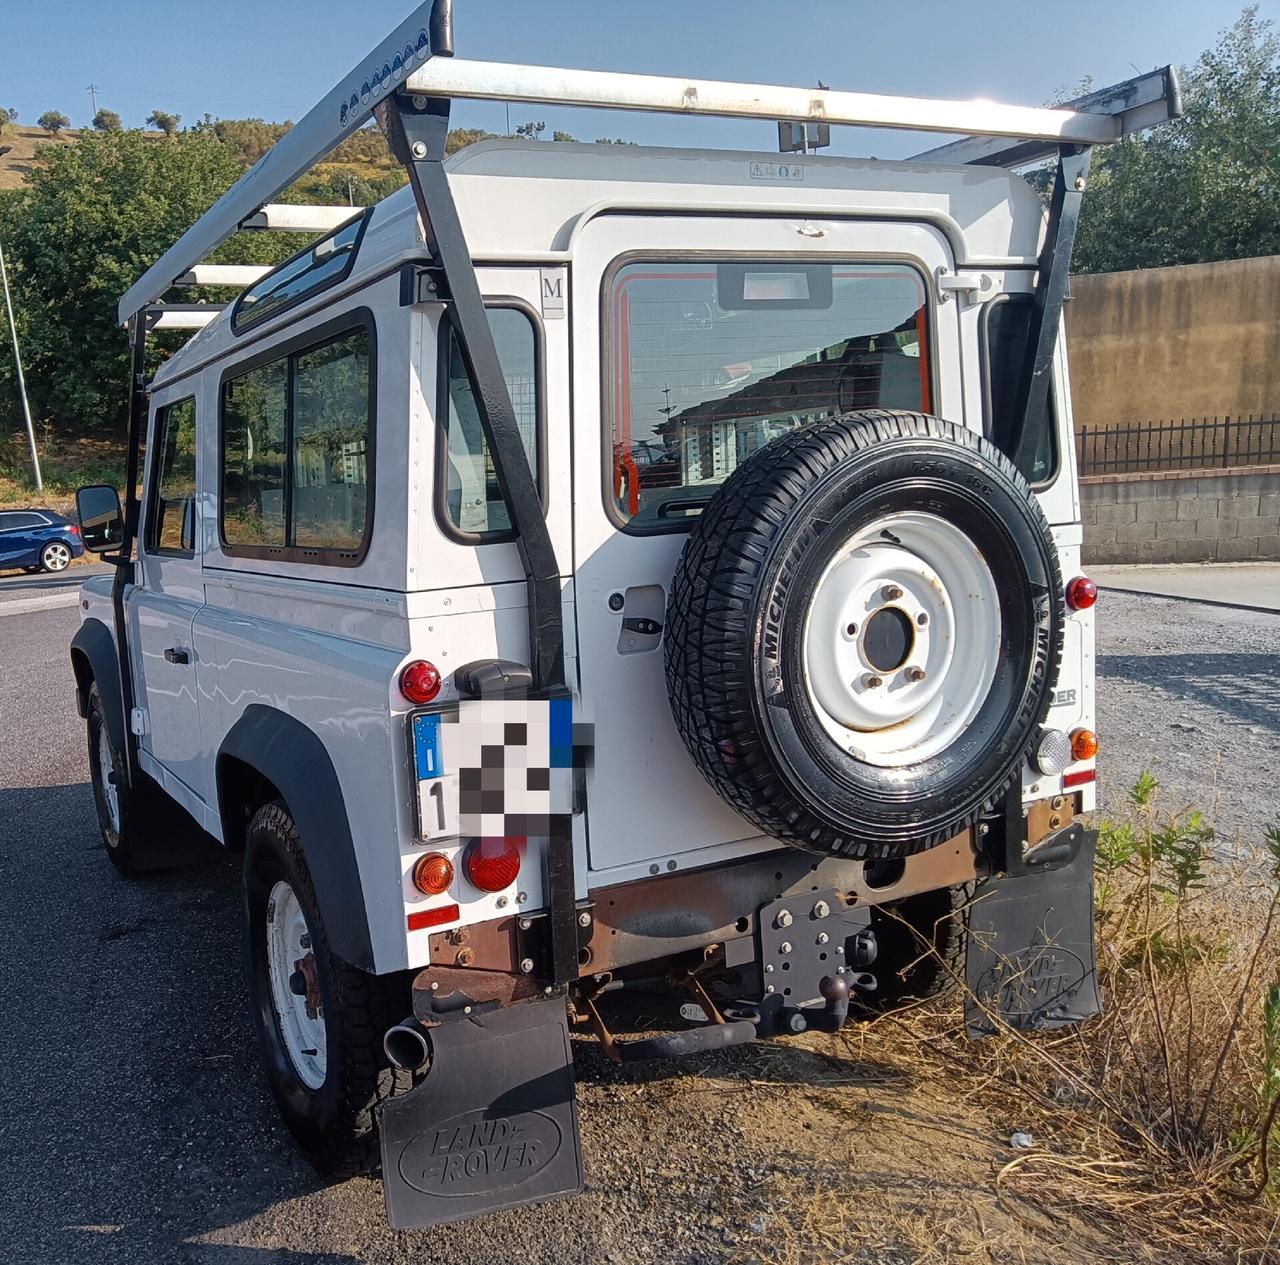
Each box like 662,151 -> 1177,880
37,111 -> 70,138
1074,7 -> 1280,273
147,110 -> 181,137
0,107 -> 16,131
514,120 -> 546,141
0,129 -> 295,434
92,108 -> 122,132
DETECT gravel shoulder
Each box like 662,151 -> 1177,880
0,595 -> 1276,1264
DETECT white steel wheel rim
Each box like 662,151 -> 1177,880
801,511 -> 1001,769
44,543 -> 70,570
96,723 -> 121,834
265,880 -> 327,1090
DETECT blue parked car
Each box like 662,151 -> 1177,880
0,507 -> 85,573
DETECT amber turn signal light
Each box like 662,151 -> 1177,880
412,852 -> 454,896
1070,728 -> 1099,761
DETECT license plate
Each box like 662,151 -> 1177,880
412,712 -> 461,841
409,698 -> 577,843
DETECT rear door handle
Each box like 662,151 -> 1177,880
164,647 -> 190,665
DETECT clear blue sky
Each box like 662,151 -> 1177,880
2,0 -> 1275,157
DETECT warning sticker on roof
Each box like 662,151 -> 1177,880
749,161 -> 805,182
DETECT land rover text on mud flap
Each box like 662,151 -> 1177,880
69,0 -> 1178,1229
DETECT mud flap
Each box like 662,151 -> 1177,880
379,999 -> 583,1228
964,825 -> 1101,1037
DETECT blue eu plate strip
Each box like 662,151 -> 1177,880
549,696 -> 573,769
413,713 -> 443,780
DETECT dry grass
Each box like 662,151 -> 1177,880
812,777 -> 1280,1264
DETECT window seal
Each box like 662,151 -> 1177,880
599,249 -> 936,537
433,296 -> 548,547
144,395 -> 198,559
979,293 -> 1061,491
217,307 -> 377,568
230,209 -> 370,337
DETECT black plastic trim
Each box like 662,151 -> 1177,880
217,704 -> 374,970
217,307 -> 377,568
433,297 -> 548,546
70,619 -> 125,752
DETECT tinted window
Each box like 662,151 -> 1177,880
222,359 -> 287,547
985,296 -> 1058,485
441,309 -> 540,538
0,513 -> 42,530
232,214 -> 365,332
606,261 -> 930,527
221,324 -> 373,558
292,333 -> 370,551
148,397 -> 197,554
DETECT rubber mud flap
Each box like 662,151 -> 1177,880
964,827 -> 1101,1037
379,999 -> 583,1228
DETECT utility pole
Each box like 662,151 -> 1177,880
0,233 -> 43,492
87,83 -> 99,117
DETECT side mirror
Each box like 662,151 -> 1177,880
75,484 -> 124,553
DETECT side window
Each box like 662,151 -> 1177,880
221,320 -> 373,562
147,397 -> 198,555
983,296 -> 1059,486
438,308 -> 541,540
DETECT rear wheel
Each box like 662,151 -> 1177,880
40,540 -> 72,572
244,801 -> 410,1174
865,883 -> 973,1009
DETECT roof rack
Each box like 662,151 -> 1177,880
117,1 -> 1181,325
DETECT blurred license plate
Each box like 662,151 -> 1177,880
412,712 -> 460,841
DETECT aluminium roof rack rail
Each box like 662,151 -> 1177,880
117,0 -> 1181,325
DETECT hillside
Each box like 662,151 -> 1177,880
0,125 -> 72,191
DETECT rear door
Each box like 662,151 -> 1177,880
571,214 -> 962,881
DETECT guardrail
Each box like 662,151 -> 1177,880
1077,415 -> 1280,476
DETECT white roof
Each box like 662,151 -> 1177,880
152,139 -> 1044,388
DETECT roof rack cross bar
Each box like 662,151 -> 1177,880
403,58 -> 1121,145
240,205 -> 366,233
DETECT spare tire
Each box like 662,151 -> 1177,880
664,410 -> 1063,860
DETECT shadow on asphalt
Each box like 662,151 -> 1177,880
0,780 -> 359,1265
1098,651 -> 1280,733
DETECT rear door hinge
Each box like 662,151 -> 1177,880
130,707 -> 147,736
936,268 -> 1003,306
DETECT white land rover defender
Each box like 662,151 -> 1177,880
70,0 -> 1178,1228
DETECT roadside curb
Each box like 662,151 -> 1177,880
0,591 -> 81,617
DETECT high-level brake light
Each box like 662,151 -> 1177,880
1066,576 -> 1098,610
399,660 -> 442,705
463,837 -> 522,892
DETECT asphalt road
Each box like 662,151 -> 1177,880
0,579 -> 1276,1264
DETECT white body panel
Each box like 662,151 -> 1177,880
83,143 -> 1095,973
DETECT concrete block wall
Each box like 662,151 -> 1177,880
1080,465 -> 1280,565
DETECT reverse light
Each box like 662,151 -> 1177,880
399,660 -> 442,705
1034,728 -> 1072,776
1066,576 -> 1098,610
463,837 -> 522,893
412,852 -> 454,896
1070,728 -> 1099,761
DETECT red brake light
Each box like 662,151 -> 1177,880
463,837 -> 522,892
1066,576 -> 1098,610
69,524 -> 81,536
400,660 -> 442,705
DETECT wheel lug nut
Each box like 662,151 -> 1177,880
882,585 -> 903,601
906,666 -> 926,682
863,673 -> 884,688
917,612 -> 928,626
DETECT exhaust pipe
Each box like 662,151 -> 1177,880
384,1019 -> 431,1072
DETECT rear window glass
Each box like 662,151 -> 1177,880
984,296 -> 1059,485
606,260 -> 930,528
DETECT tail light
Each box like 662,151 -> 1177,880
463,837 -> 522,892
412,852 -> 454,896
1070,728 -> 1099,761
399,660 -> 441,705
1066,576 -> 1098,610
69,524 -> 81,536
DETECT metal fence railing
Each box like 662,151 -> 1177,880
1077,415 -> 1280,476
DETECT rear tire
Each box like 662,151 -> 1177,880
865,883 -> 973,1010
40,540 -> 72,572
243,801 -> 411,1175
